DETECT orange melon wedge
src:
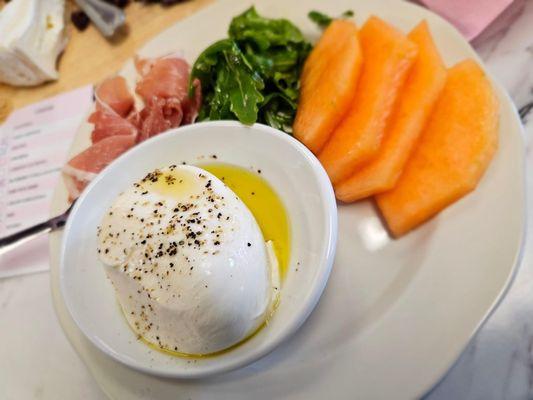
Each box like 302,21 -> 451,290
294,20 -> 363,154
335,21 -> 447,201
319,16 -> 418,184
376,59 -> 499,237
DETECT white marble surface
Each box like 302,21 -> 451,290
426,1 -> 533,398
0,1 -> 532,399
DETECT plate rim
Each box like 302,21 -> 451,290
422,79 -> 528,396
49,0 -> 528,397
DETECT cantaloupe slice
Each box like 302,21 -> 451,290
376,59 -> 499,237
319,16 -> 418,184
335,21 -> 447,202
293,20 -> 362,154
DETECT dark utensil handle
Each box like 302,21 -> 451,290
0,204 -> 73,256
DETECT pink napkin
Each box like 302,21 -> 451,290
419,0 -> 514,40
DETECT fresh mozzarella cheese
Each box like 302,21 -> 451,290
98,165 -> 277,355
0,0 -> 67,86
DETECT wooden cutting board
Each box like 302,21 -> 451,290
0,0 -> 213,119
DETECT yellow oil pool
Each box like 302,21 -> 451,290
202,162 -> 290,278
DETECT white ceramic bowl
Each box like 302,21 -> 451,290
59,121 -> 337,378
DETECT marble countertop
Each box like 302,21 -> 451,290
0,1 -> 532,399
427,1 -> 533,397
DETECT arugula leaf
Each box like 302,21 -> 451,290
189,7 -> 311,133
229,7 -> 306,50
260,93 -> 296,133
308,11 -> 332,28
308,9 -> 354,28
191,39 -> 264,125
229,7 -> 311,104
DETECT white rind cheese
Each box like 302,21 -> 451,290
0,0 -> 67,86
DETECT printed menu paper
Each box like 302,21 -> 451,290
0,86 -> 93,278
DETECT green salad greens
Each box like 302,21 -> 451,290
190,7 -> 311,133
308,10 -> 354,28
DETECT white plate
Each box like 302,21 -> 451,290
59,122 -> 338,378
49,0 -> 526,398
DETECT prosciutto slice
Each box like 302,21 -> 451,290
89,104 -> 138,143
135,57 -> 190,102
182,79 -> 202,125
95,76 -> 134,117
63,134 -> 137,201
132,97 -> 184,142
130,57 -> 202,142
63,55 -> 202,201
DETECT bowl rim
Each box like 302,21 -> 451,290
59,121 -> 338,378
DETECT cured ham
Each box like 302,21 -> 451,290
135,57 -> 190,102
130,78 -> 202,138
89,76 -> 138,143
95,76 -> 134,117
89,104 -> 138,143
132,97 -> 184,142
133,56 -> 202,133
63,55 -> 201,201
63,134 -> 137,201
134,56 -> 156,77
182,79 -> 202,125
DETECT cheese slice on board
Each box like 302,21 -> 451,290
0,0 -> 67,86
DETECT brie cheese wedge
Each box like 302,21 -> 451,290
0,0 -> 67,86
